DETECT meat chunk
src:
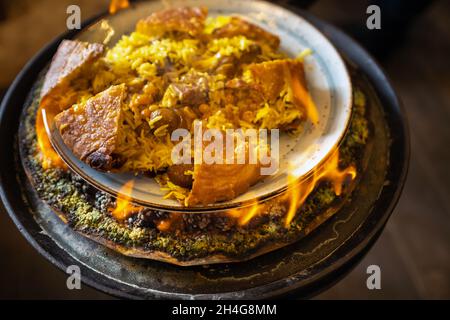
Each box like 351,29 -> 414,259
40,39 -> 104,109
172,72 -> 209,106
147,106 -> 197,134
136,7 -> 208,38
162,71 -> 209,108
212,17 -> 280,50
167,164 -> 194,188
149,108 -> 182,133
54,84 -> 126,171
186,162 -> 262,206
212,43 -> 262,78
170,82 -> 208,107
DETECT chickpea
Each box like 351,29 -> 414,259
149,108 -> 181,133
199,104 -> 209,115
242,110 -> 254,122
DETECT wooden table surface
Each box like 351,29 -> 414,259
0,0 -> 449,299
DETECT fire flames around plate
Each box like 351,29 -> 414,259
105,148 -> 356,230
109,180 -> 141,220
36,108 -> 66,169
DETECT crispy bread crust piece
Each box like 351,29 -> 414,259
41,39 -> 104,102
54,84 -> 126,170
187,162 -> 262,206
136,7 -> 208,37
212,17 -> 280,49
247,59 -> 306,102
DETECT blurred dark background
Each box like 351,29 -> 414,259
0,0 -> 449,299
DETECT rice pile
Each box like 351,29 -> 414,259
70,14 -> 309,176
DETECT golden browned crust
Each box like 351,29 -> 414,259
212,17 -> 280,49
40,40 -> 104,103
136,6 -> 208,37
248,59 -> 306,102
187,162 -> 262,206
54,84 -> 126,170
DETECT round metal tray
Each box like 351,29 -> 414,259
0,6 -> 409,299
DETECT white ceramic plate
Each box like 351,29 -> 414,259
47,0 -> 352,212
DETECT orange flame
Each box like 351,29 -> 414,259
35,105 -> 66,169
227,198 -> 267,226
156,213 -> 184,233
290,65 -> 319,125
227,149 -> 356,228
283,149 -> 356,227
157,219 -> 172,232
109,0 -> 129,14
109,180 -> 142,220
107,152 -> 354,229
